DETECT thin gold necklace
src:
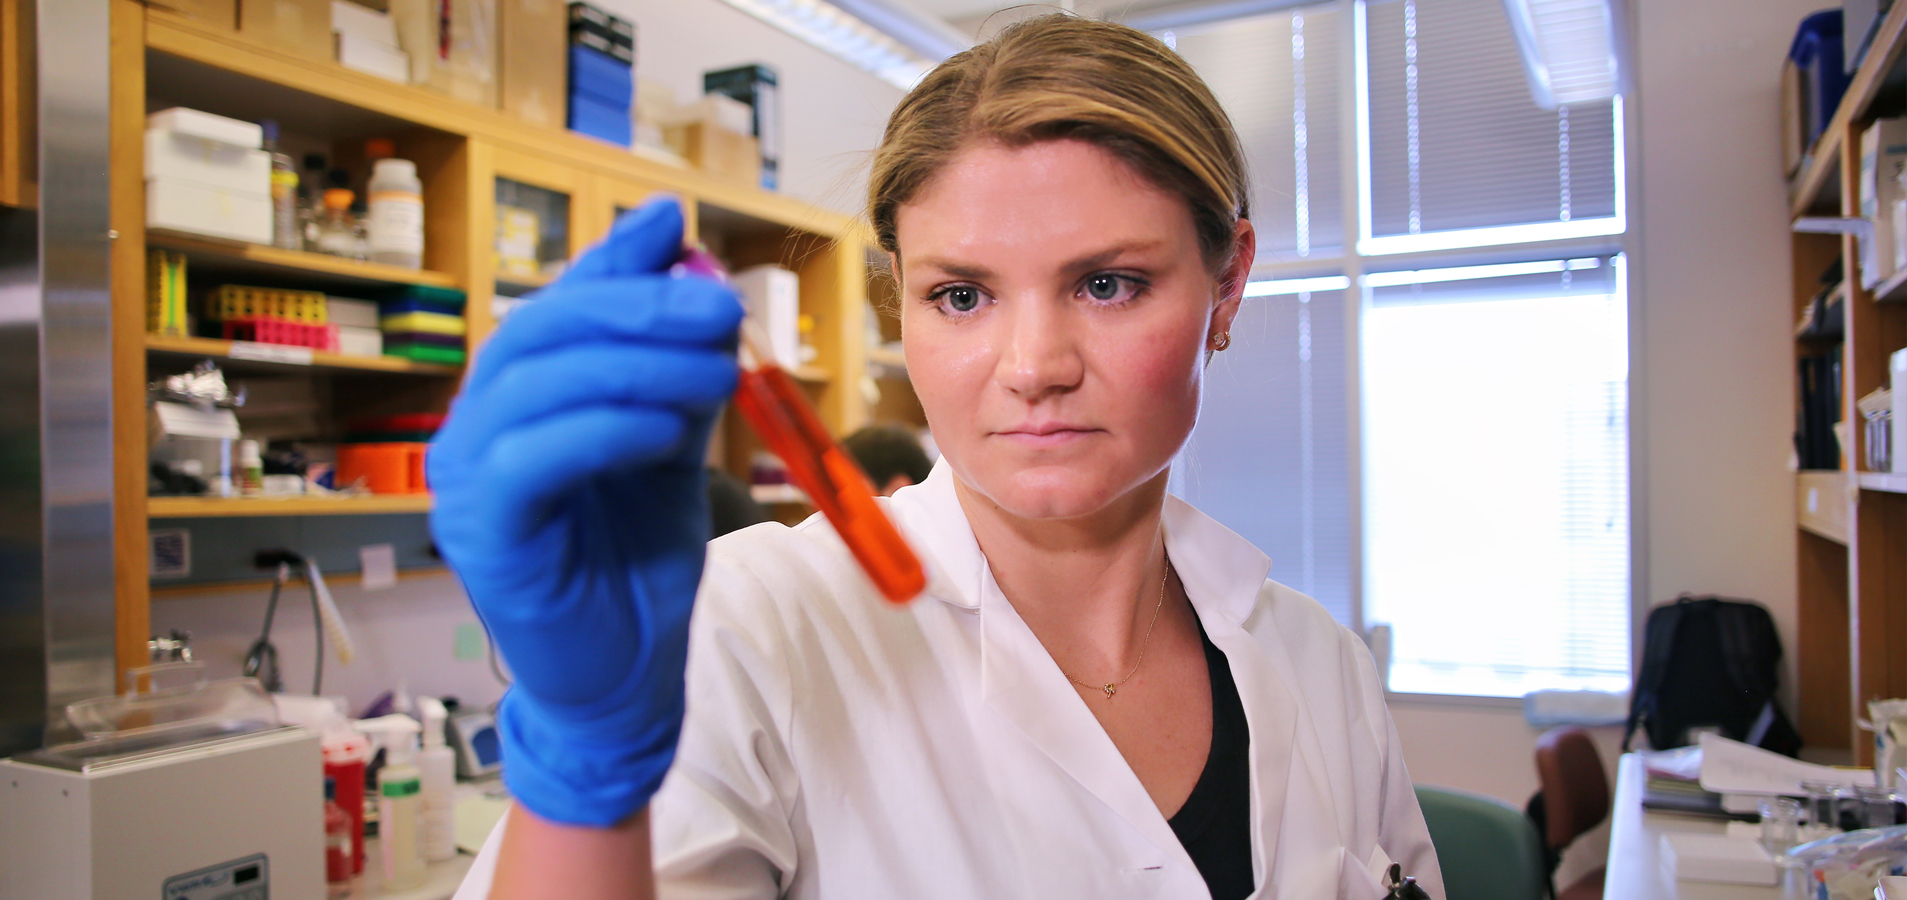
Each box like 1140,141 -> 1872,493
1060,563 -> 1170,699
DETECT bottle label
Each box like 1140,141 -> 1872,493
382,777 -> 422,798
368,191 -> 425,256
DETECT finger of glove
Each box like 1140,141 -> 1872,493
441,344 -> 737,457
560,196 -> 686,282
465,276 -> 742,396
471,405 -> 692,544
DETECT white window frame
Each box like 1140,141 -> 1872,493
1229,0 -> 1640,705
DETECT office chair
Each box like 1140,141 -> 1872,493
1529,726 -> 1610,900
1416,785 -> 1548,900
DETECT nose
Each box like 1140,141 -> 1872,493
997,296 -> 1084,402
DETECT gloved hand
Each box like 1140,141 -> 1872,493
427,197 -> 742,827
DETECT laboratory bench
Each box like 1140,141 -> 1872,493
1604,754 -> 1779,900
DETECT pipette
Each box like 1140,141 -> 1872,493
675,248 -> 927,604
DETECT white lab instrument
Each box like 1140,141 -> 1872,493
446,706 -> 501,780
456,460 -> 1443,900
0,669 -> 323,900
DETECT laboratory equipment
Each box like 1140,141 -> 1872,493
1857,784 -> 1902,829
1806,779 -> 1855,832
0,670 -> 323,899
675,247 -> 926,603
446,705 -> 502,780
1779,824 -> 1907,900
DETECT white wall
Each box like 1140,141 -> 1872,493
601,0 -> 906,215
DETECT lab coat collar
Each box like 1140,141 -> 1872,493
892,459 -> 1295,883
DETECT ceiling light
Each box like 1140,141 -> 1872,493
1502,0 -> 1619,108
717,0 -> 967,91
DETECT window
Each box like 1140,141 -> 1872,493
1169,0 -> 1630,698
1173,6 -> 1346,263
1362,259 -> 1630,696
1174,280 -> 1355,624
1361,0 -> 1621,254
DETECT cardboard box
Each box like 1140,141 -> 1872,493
337,33 -> 408,82
665,121 -> 758,187
160,0 -> 239,29
501,0 -> 568,129
239,0 -> 333,61
332,0 -> 396,44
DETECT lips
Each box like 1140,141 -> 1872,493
994,423 -> 1101,447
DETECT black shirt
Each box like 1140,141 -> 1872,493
1167,622 -> 1255,900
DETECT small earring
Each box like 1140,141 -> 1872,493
1212,332 -> 1231,351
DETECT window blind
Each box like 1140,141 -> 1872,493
1362,258 -> 1629,697
1363,0 -> 1617,245
1173,288 -> 1354,625
1172,5 -> 1345,264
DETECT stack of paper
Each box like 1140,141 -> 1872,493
1659,833 -> 1776,885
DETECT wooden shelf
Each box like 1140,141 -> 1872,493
148,494 -> 432,517
147,230 -> 459,290
146,334 -> 460,375
1876,266 -> 1907,303
1860,471 -> 1907,493
495,270 -> 556,291
1791,2 -> 1907,219
789,365 -> 831,384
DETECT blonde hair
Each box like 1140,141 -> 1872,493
868,14 -> 1249,273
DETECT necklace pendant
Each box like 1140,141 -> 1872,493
1103,684 -> 1117,698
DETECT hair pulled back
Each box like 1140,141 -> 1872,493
868,14 -> 1249,273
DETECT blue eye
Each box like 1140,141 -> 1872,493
1086,275 -> 1121,301
945,286 -> 981,312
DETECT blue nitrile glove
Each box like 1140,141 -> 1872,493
427,198 -> 742,827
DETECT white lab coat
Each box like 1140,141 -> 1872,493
457,461 -> 1443,899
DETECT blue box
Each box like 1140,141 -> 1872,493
568,93 -> 631,147
569,44 -> 632,108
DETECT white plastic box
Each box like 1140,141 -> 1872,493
325,297 -> 381,328
731,265 -> 800,370
147,106 -> 271,243
145,129 -> 271,191
1893,348 -> 1906,474
147,107 -> 262,149
337,325 -> 383,357
1859,118 -> 1907,288
147,178 -> 272,244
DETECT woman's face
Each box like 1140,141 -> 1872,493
894,138 -> 1251,521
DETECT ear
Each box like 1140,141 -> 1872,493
1210,218 -> 1256,344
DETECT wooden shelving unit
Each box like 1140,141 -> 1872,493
148,494 -> 432,518
148,230 -> 460,290
104,0 -> 913,682
1788,0 -> 1907,762
146,335 -> 461,375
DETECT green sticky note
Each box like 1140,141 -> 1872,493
454,623 -> 486,661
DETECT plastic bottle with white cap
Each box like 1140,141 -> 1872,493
360,714 -> 427,889
416,696 -> 457,862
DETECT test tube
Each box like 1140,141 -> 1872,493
1760,796 -> 1802,854
675,247 -> 928,604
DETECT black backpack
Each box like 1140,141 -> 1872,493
1622,594 -> 1802,757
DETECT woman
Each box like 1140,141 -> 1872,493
437,14 -> 1442,900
